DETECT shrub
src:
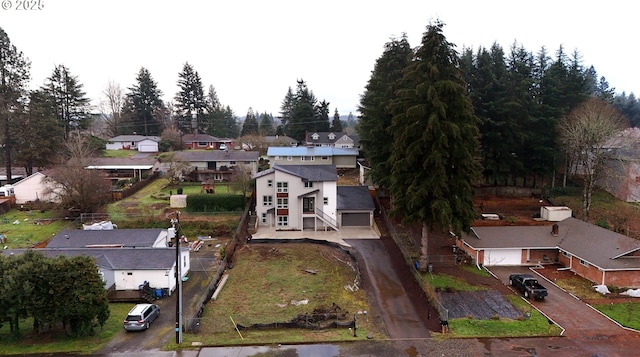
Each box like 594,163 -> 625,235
186,194 -> 246,212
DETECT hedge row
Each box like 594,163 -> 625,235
186,194 -> 246,212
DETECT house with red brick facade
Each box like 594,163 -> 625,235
456,216 -> 640,288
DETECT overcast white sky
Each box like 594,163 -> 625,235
0,0 -> 635,118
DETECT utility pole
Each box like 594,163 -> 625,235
172,211 -> 182,344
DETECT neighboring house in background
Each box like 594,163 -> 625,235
265,135 -> 298,147
106,135 -> 160,152
357,160 -> 374,187
12,171 -> 61,204
182,133 -> 232,150
457,211 -> 640,288
84,157 -> 160,182
590,128 -> 640,202
267,146 -> 359,169
240,135 -> 299,151
174,150 -> 260,182
305,132 -> 359,148
253,164 -> 375,231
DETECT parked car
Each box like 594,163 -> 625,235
509,274 -> 548,300
123,303 -> 160,331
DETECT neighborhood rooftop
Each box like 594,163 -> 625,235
267,146 -> 359,157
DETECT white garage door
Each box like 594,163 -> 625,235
483,249 -> 522,266
138,144 -> 158,152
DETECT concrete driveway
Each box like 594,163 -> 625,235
489,266 -> 624,336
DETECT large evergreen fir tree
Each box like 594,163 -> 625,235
388,21 -> 482,270
0,27 -> 30,185
42,64 -> 90,140
174,62 -> 206,134
122,67 -> 164,135
358,34 -> 413,188
240,107 -> 259,136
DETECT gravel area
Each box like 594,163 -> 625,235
437,290 -> 523,320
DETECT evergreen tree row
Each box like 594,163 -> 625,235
359,26 -> 633,188
0,251 -> 110,337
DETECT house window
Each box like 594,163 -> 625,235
301,156 -> 315,161
198,142 -> 207,146
328,133 -> 335,140
287,156 -> 293,161
263,195 -> 273,206
244,161 -> 251,164
277,198 -> 288,209
579,259 -> 589,267
277,182 -> 288,193
312,133 -> 319,140
230,161 -> 236,165
261,213 -> 267,223
267,179 -> 273,187
304,181 -> 313,188
277,216 -> 289,226
324,197 -> 328,205
321,156 -> 329,160
127,272 -> 133,276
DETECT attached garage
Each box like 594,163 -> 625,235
341,212 -> 371,227
337,186 -> 375,227
483,249 -> 522,266
137,139 -> 159,152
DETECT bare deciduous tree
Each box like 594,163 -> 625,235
558,97 -> 628,220
230,165 -> 254,199
44,134 -> 112,213
98,81 -> 124,137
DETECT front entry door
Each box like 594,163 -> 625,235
303,197 -> 315,213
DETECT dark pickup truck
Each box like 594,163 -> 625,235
509,274 -> 548,300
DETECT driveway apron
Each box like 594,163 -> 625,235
489,266 -> 624,336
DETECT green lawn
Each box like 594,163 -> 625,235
0,209 -> 73,248
594,302 -> 640,330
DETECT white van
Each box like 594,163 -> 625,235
123,303 -> 160,331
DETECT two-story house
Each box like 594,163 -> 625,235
305,132 -> 358,148
253,164 -> 374,231
267,146 -> 359,169
174,150 -> 260,182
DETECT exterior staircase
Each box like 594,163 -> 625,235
315,208 -> 338,231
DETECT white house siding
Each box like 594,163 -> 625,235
13,172 -> 59,204
112,250 -> 190,292
255,168 -> 338,230
100,268 -> 116,289
483,249 -> 522,266
319,180 -> 337,226
105,141 -> 126,150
